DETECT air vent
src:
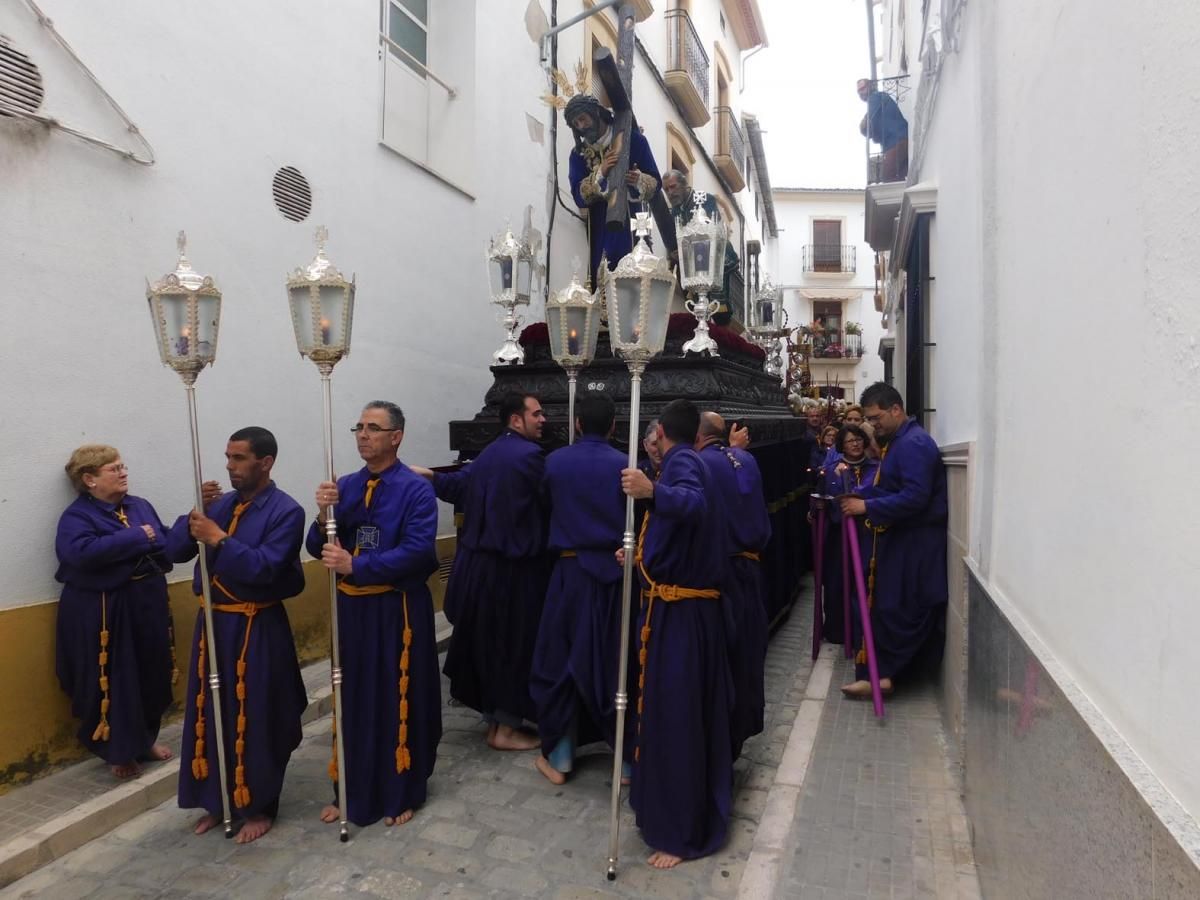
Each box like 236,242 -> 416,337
437,557 -> 454,584
271,165 -> 312,222
0,41 -> 45,117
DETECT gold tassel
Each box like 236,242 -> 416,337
395,594 -> 413,774
191,632 -> 209,780
93,594 -> 111,743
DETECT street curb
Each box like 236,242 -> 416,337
736,643 -> 837,900
0,616 -> 453,889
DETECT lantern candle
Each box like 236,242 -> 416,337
320,318 -> 332,345
568,327 -> 579,355
177,327 -> 190,356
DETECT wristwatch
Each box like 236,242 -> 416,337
215,536 -> 230,550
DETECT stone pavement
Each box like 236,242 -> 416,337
776,655 -> 982,899
0,598 -> 816,900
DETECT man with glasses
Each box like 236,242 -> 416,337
411,392 -> 548,751
838,383 -> 947,697
168,426 -> 308,844
308,401 -> 441,828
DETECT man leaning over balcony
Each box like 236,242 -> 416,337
857,78 -> 908,181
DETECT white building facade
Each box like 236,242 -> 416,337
768,187 -> 883,403
864,0 -> 1200,894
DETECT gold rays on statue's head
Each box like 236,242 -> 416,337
540,60 -> 590,111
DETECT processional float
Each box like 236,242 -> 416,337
285,226 -> 357,841
146,233 -> 234,838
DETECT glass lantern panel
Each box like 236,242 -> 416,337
564,307 -> 588,356
546,304 -> 564,356
318,285 -> 349,350
516,256 -> 533,305
490,256 -> 514,297
195,295 -> 220,361
288,286 -> 315,355
644,280 -> 672,353
760,299 -> 775,326
159,295 -> 191,361
613,279 -> 641,345
709,229 -> 729,283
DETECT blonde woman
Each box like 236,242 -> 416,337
55,445 -> 176,777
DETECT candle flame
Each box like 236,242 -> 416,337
320,318 -> 330,327
569,328 -> 578,338
180,327 -> 190,337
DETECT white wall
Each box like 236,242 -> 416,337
0,0 -> 585,609
881,0 -> 1200,820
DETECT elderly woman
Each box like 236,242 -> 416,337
815,425 -> 878,644
55,445 -> 176,777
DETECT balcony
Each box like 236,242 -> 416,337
802,244 -> 857,275
714,106 -> 746,192
863,75 -> 910,251
664,10 -> 710,127
804,330 -> 864,364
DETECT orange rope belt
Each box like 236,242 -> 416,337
92,592 -> 111,743
735,551 -> 761,561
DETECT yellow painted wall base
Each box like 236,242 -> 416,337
0,536 -> 455,795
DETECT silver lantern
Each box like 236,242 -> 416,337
486,226 -> 535,365
676,192 -> 729,357
546,268 -> 602,445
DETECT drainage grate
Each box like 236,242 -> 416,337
271,165 -> 313,222
0,40 -> 45,117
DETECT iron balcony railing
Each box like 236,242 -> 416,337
665,9 -> 710,110
864,74 -> 910,185
714,106 -> 745,181
802,244 -> 857,274
810,330 -> 865,359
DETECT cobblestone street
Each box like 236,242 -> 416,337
1,601 -> 815,900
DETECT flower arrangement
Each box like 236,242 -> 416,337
844,321 -> 863,335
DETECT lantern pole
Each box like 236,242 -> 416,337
607,356 -> 643,880
318,361 -> 350,842
147,233 -> 233,839
566,368 -> 579,445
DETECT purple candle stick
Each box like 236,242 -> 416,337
840,469 -> 854,660
811,496 -> 825,661
844,514 -> 885,718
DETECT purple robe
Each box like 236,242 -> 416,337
854,418 -> 947,681
630,444 -> 732,860
817,455 -> 879,644
55,494 -> 175,765
530,435 -> 628,758
698,442 -> 771,758
436,429 -> 549,722
167,482 -> 307,821
305,461 -> 441,826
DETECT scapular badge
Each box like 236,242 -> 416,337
355,525 -> 380,551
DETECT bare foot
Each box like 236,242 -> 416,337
110,761 -> 141,779
193,813 -> 221,835
534,755 -> 567,785
148,743 -> 173,761
383,809 -> 414,827
841,678 -> 894,698
487,724 -> 540,751
647,850 -> 683,869
319,804 -> 341,824
235,814 -> 272,844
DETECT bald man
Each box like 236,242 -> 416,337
695,412 -> 770,758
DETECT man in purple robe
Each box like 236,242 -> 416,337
530,391 -> 627,785
620,399 -> 733,869
839,383 -> 947,697
167,427 -> 308,844
309,401 -> 441,829
413,392 -> 548,752
696,411 -> 771,759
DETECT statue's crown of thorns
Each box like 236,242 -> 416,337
539,61 -> 591,111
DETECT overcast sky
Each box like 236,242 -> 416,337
743,0 -> 870,189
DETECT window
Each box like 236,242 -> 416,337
812,300 -> 844,355
812,219 -> 843,272
386,0 -> 428,77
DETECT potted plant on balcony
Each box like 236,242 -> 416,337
845,321 -> 864,357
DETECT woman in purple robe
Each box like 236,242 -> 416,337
814,424 -> 878,644
55,445 -> 176,778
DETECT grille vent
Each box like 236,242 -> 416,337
437,557 -> 454,583
0,41 -> 44,117
271,165 -> 313,222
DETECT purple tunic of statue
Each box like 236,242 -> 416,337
55,494 -> 175,765
854,418 -> 947,681
630,444 -> 733,861
818,456 -> 879,644
436,429 -> 549,723
698,442 -> 771,759
305,461 -> 441,826
167,482 -> 307,821
530,435 -> 627,758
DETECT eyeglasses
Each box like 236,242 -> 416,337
350,424 -> 400,434
99,463 -> 128,474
